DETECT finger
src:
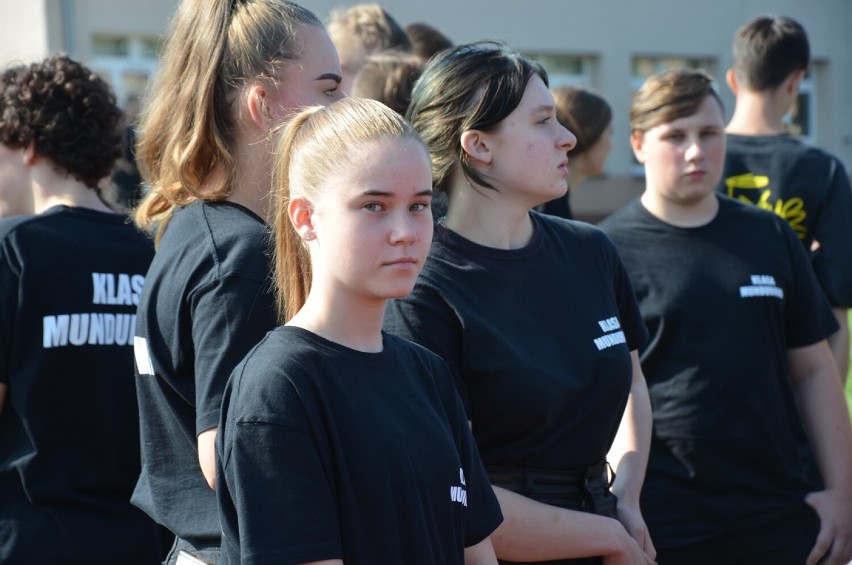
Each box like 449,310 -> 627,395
806,530 -> 833,565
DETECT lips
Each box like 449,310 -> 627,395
383,257 -> 418,266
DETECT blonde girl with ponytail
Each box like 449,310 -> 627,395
130,1 -> 342,563
215,97 -> 503,565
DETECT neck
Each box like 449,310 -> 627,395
640,190 -> 719,228
444,176 -> 534,250
287,283 -> 385,353
224,128 -> 273,222
31,165 -> 112,215
726,90 -> 789,136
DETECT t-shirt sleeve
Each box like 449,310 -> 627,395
221,382 -> 343,564
190,276 -> 276,434
384,286 -> 470,411
781,218 -> 840,347
433,357 -> 503,547
604,232 -> 649,351
811,158 -> 852,307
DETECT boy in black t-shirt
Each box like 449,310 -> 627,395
718,15 -> 852,381
0,55 -> 162,563
601,69 -> 852,565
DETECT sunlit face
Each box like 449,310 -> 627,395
483,75 -> 577,207
304,137 -> 433,306
331,34 -> 369,95
266,24 -> 344,121
0,143 -> 32,218
632,95 -> 726,207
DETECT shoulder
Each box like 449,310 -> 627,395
162,201 -> 270,277
0,214 -> 39,242
717,195 -> 797,240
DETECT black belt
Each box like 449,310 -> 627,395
486,460 -> 617,518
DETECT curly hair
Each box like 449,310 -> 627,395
0,54 -> 123,188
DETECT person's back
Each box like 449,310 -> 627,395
718,15 -> 852,380
0,55 -> 162,564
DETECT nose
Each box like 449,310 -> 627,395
558,123 -> 577,152
389,211 -> 418,244
685,137 -> 705,162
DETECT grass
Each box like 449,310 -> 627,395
847,310 -> 852,421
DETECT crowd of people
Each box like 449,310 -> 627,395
0,1 -> 850,564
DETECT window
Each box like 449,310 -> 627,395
786,67 -> 815,144
90,34 -> 160,114
524,53 -> 593,88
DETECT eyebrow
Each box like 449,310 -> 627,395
315,72 -> 342,84
361,189 -> 434,197
532,104 -> 555,114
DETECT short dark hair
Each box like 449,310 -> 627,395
631,69 -> 723,133
404,22 -> 453,61
732,15 -> 810,91
406,41 -> 548,193
0,54 -> 123,188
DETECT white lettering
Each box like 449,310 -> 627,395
597,317 -> 621,333
593,331 -> 626,351
43,315 -> 70,348
750,275 -> 776,286
42,313 -> 135,349
92,272 -> 145,305
739,286 -> 784,299
131,275 -> 145,306
450,486 -> 468,507
92,273 -> 108,304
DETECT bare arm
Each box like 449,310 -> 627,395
464,537 -> 498,565
607,351 -> 655,558
787,340 -> 852,565
198,428 -> 217,490
827,307 -> 849,385
489,486 -> 653,564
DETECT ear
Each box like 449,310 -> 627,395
459,129 -> 492,165
288,196 -> 317,241
246,83 -> 273,130
726,68 -> 739,95
630,131 -> 646,164
786,69 -> 805,96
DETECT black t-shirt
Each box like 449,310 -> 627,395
216,327 -> 503,565
718,134 -> 852,306
384,213 -> 647,471
0,206 -> 162,563
132,201 -> 277,539
599,196 -> 838,547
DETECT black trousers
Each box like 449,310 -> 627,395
655,500 -> 821,565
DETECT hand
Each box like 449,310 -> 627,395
617,500 -> 656,561
601,519 -> 657,565
804,489 -> 852,565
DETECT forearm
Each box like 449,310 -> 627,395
607,352 -> 652,505
464,538 -> 497,565
489,485 -> 631,561
827,307 -> 849,385
198,427 -> 218,489
789,342 -> 852,493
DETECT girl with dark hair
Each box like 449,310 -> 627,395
216,97 -> 502,565
131,1 -> 343,562
384,41 -> 656,565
